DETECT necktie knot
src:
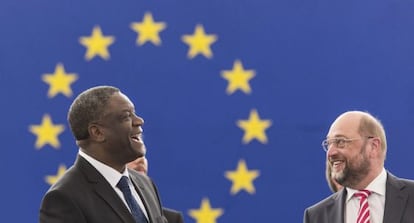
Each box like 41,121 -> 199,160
117,176 -> 130,191
354,189 -> 371,199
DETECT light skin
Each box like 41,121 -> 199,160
326,111 -> 384,190
126,142 -> 148,174
326,160 -> 343,192
79,92 -> 145,173
127,156 -> 148,174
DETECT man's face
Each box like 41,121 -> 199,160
326,114 -> 371,188
99,92 -> 146,164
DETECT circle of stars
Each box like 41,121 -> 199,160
29,9 -> 274,223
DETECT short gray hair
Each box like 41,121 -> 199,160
67,86 -> 120,140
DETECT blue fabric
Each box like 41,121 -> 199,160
117,176 -> 148,223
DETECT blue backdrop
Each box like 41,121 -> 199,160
1,0 -> 414,222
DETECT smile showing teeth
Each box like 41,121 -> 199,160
131,134 -> 141,142
332,161 -> 344,171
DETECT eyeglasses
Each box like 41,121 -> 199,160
321,136 -> 374,152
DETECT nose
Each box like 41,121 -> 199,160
327,145 -> 338,157
132,114 -> 144,126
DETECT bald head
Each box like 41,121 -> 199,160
329,111 -> 387,158
326,111 -> 387,189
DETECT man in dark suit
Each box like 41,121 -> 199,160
40,86 -> 167,223
163,208 -> 184,223
128,155 -> 184,223
304,111 -> 414,223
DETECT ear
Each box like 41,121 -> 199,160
88,124 -> 105,142
369,137 -> 381,158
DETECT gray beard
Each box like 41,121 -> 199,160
333,145 -> 370,188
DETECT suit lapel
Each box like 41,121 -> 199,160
383,173 -> 408,223
76,156 -> 135,223
129,171 -> 163,223
328,189 -> 346,223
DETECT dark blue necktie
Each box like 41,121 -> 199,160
117,176 -> 148,223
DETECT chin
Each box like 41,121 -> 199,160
332,172 -> 344,182
133,150 -> 145,158
131,144 -> 144,154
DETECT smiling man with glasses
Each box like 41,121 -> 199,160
304,111 -> 414,223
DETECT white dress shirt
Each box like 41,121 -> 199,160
79,150 -> 149,220
345,168 -> 386,223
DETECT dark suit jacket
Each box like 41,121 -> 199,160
163,208 -> 184,223
39,155 -> 167,223
303,172 -> 414,223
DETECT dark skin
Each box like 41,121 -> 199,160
78,92 -> 145,173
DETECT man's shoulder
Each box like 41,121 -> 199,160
387,172 -> 414,189
399,177 -> 414,186
47,164 -> 87,192
163,207 -> 182,215
163,208 -> 184,223
303,192 -> 344,223
305,191 -> 341,212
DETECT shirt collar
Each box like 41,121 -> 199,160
79,150 -> 129,187
346,168 -> 387,201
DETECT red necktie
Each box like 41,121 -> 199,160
354,190 -> 371,223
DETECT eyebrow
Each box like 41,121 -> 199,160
326,134 -> 348,139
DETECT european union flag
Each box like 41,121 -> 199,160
2,0 -> 414,222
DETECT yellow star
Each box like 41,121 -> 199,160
189,198 -> 223,223
45,164 -> 67,185
29,114 -> 65,149
237,109 -> 272,144
42,63 -> 78,98
130,12 -> 166,46
79,26 -> 115,60
181,24 -> 217,59
225,159 -> 260,194
221,60 -> 255,94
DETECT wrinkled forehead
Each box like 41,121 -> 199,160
327,113 -> 361,137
